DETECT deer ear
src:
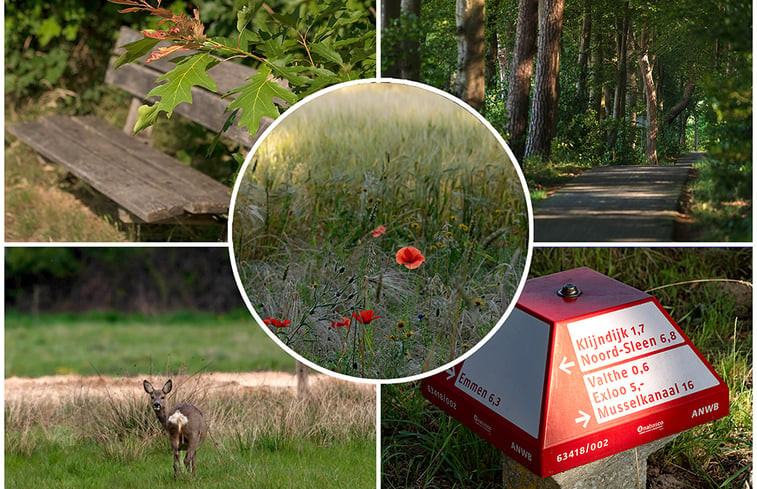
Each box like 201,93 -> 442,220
143,380 -> 154,394
163,379 -> 173,394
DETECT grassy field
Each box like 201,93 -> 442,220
382,248 -> 752,489
5,311 -> 375,488
232,82 -> 530,379
6,378 -> 375,488
5,311 -> 295,377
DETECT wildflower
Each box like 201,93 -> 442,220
371,225 -> 387,237
417,313 -> 426,320
353,310 -> 381,325
444,231 -> 453,239
459,223 -> 469,232
474,298 -> 485,306
330,317 -> 351,328
263,317 -> 290,328
404,330 -> 414,338
396,320 -> 406,330
395,246 -> 425,269
436,241 -> 444,248
410,222 -> 421,231
388,334 -> 399,341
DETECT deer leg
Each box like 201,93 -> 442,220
185,437 -> 200,476
171,437 -> 181,477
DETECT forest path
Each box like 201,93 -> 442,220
532,152 -> 704,242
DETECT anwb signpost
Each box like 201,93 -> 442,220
422,267 -> 728,485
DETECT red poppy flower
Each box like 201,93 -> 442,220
395,246 -> 425,269
330,317 -> 351,328
263,317 -> 291,328
352,310 -> 380,325
371,225 -> 387,237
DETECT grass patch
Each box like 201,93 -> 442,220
232,82 -> 529,379
686,157 -> 752,242
521,157 -> 596,201
382,248 -> 752,489
6,379 -> 375,488
5,311 -> 296,377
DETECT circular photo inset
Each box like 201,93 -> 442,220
230,80 -> 532,381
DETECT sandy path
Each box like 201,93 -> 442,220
5,371 -> 374,404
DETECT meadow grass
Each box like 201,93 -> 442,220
5,311 -> 296,377
232,83 -> 529,379
381,247 -> 752,489
6,378 -> 375,488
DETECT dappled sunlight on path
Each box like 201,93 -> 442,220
533,153 -> 705,242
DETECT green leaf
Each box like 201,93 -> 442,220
227,65 -> 298,137
113,37 -> 161,69
237,0 -> 264,32
309,42 -> 344,67
133,53 -> 219,134
134,103 -> 161,134
37,17 -> 62,47
266,59 -> 310,87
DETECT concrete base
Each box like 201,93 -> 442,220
501,435 -> 678,489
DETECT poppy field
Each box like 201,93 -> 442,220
232,82 -> 530,379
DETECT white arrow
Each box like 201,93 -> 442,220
446,367 -> 456,380
575,410 -> 591,428
559,356 -> 575,375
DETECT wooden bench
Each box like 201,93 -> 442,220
8,27 -> 276,224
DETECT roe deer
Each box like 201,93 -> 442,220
143,379 -> 207,477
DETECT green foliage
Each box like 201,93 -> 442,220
117,0 -> 376,137
5,1 -> 123,105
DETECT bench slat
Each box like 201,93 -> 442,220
8,115 -> 230,222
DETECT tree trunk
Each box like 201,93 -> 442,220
637,28 -> 658,165
505,0 -> 538,161
605,4 -> 630,159
400,0 -> 423,81
575,6 -> 592,105
524,0 -> 565,160
485,6 -> 499,89
588,27 -> 605,122
382,0 -> 402,77
665,75 -> 696,125
454,0 -> 487,111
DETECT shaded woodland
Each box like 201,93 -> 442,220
382,0 -> 751,238
5,248 -> 242,314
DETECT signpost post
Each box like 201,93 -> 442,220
422,267 -> 729,485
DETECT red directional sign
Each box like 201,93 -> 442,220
422,267 -> 729,477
